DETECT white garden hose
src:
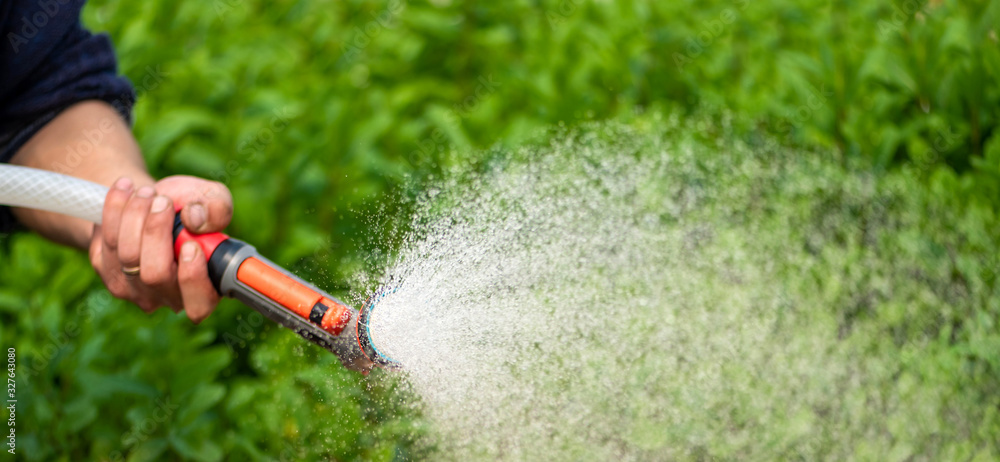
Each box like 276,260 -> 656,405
0,164 -> 107,223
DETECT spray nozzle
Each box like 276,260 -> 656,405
356,289 -> 403,370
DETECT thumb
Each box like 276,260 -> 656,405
154,175 -> 233,233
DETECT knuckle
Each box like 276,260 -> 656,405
89,250 -> 102,273
103,229 -> 119,250
139,267 -> 171,287
167,296 -> 184,313
144,212 -> 169,233
209,182 -> 234,208
187,308 -> 210,324
117,246 -> 139,264
118,251 -> 140,267
107,282 -> 130,300
138,300 -> 159,313
177,264 -> 205,285
177,267 -> 195,284
123,206 -> 150,225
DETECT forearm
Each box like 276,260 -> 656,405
9,100 -> 154,249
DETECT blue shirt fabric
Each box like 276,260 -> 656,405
0,0 -> 134,231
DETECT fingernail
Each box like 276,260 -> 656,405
180,241 -> 198,262
188,203 -> 206,231
114,177 -> 133,191
151,196 -> 169,213
136,186 -> 155,198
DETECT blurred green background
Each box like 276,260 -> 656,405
1,0 -> 999,460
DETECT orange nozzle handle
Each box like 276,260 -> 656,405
169,216 -> 351,336
237,257 -> 317,317
235,257 -> 350,336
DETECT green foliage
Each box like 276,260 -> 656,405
87,0 -> 1000,216
1,0 -> 998,460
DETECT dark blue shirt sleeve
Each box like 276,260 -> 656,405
0,0 -> 135,231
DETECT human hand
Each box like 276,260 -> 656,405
88,175 -> 234,322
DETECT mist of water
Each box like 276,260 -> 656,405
353,117 -> 949,460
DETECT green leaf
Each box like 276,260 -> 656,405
126,438 -> 169,462
177,384 -> 226,426
61,398 -> 98,433
138,107 -> 217,166
169,433 -> 224,462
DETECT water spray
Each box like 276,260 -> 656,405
0,165 -> 399,372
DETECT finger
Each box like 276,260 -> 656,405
117,186 -> 156,270
89,223 -> 104,272
102,177 -> 134,251
156,176 -> 233,233
140,195 -> 181,300
136,299 -> 162,314
177,241 -> 219,324
92,224 -> 132,300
